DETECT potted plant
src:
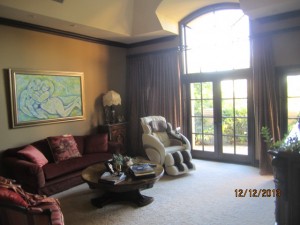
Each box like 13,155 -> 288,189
112,154 -> 133,174
261,126 -> 300,153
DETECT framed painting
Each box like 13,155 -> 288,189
9,69 -> 86,128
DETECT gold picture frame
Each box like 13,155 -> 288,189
9,69 -> 86,128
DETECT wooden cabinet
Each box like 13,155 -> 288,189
268,150 -> 300,225
99,122 -> 127,147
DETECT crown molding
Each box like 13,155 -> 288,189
0,17 -> 128,48
0,17 -> 178,49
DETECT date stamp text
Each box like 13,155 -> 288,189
235,189 -> 281,197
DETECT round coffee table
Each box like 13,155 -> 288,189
81,161 -> 164,208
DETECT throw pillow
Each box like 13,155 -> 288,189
150,120 -> 167,132
48,134 -> 81,163
85,133 -> 108,154
18,145 -> 48,167
0,187 -> 28,207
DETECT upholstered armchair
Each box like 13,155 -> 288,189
0,176 -> 64,225
141,116 -> 195,176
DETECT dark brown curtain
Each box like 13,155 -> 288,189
252,35 -> 281,175
126,50 -> 182,156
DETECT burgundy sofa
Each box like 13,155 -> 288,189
2,133 -> 124,196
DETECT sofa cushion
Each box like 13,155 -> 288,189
48,135 -> 81,163
31,139 -> 55,163
0,187 -> 29,207
73,136 -> 85,155
43,153 -> 112,180
17,145 -> 48,167
85,133 -> 108,154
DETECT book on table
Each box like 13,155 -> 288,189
99,172 -> 126,185
130,163 -> 156,178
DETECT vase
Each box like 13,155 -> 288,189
115,164 -> 122,175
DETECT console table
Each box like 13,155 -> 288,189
268,150 -> 300,225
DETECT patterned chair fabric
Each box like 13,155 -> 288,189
0,176 -> 64,225
141,116 -> 196,175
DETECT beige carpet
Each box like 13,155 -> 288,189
53,160 -> 275,225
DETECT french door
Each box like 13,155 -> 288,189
189,73 -> 253,163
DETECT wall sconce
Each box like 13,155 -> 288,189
103,90 -> 121,124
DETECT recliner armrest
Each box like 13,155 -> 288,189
169,139 -> 183,146
142,134 -> 166,164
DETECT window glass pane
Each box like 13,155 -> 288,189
203,135 -> 214,146
203,100 -> 214,112
202,82 -> 213,99
235,99 -> 247,116
288,76 -> 300,97
191,100 -> 202,116
192,134 -> 203,151
287,75 -> 300,133
203,118 -> 214,134
288,118 -> 298,132
235,118 -> 248,136
234,79 -> 247,98
222,100 -> 233,116
185,9 -> 250,73
192,117 -> 202,133
223,118 -> 234,136
221,80 -> 233,98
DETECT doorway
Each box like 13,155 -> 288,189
189,74 -> 253,163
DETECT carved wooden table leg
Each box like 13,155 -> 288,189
91,189 -> 154,208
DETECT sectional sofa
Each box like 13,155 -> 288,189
2,133 -> 124,196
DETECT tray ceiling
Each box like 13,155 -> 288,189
0,0 -> 299,44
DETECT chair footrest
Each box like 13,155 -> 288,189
164,151 -> 195,175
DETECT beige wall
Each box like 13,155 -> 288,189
252,16 -> 300,67
273,30 -> 300,67
0,25 -> 127,152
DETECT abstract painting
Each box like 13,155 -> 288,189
9,69 -> 85,128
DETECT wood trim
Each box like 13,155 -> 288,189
127,47 -> 178,58
251,25 -> 300,39
251,10 -> 300,39
0,17 -> 128,48
0,17 -> 178,49
127,36 -> 177,48
256,9 -> 300,24
180,2 -> 240,25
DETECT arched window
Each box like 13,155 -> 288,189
180,3 -> 253,164
181,4 -> 250,73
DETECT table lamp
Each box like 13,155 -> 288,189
103,90 -> 121,123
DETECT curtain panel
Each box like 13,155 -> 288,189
252,35 -> 281,175
126,50 -> 182,156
